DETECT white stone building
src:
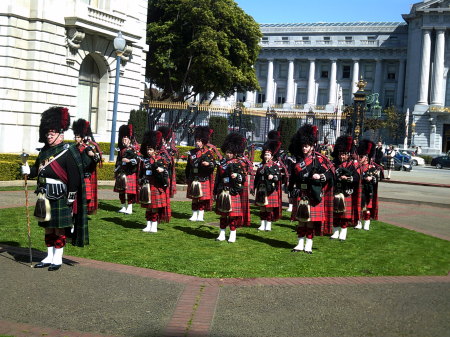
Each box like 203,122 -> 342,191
0,0 -> 148,154
236,0 -> 450,154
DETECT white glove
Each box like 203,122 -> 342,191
21,163 -> 30,175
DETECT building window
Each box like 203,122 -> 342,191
282,36 -> 289,44
261,36 -> 269,44
257,92 -> 265,104
342,89 -> 350,105
277,88 -> 286,104
345,36 -> 353,44
367,36 -> 377,43
278,63 -> 287,78
296,88 -> 307,104
258,63 -> 268,78
77,54 -> 100,133
384,90 -> 395,107
317,89 -> 328,105
387,64 -> 396,80
363,64 -> 374,80
323,36 -> 331,44
342,65 -> 351,79
320,64 -> 329,78
298,62 -> 308,79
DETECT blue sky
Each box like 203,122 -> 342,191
234,0 -> 416,23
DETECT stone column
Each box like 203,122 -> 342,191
264,59 -> 274,105
285,59 -> 295,106
328,59 -> 337,105
373,59 -> 383,95
396,59 -> 406,108
245,90 -> 254,106
418,29 -> 432,105
431,29 -> 446,105
306,59 -> 316,105
351,59 -> 359,97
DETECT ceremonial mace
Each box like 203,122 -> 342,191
20,151 -> 33,267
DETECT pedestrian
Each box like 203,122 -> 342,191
355,139 -> 381,230
374,141 -> 384,166
288,124 -> 334,253
416,146 -> 422,155
214,133 -> 249,242
20,106 -> 88,271
185,126 -> 216,221
114,124 -> 140,214
330,136 -> 360,241
139,131 -> 171,233
384,144 -> 396,179
253,140 -> 282,232
72,118 -> 102,214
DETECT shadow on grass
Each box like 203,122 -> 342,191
170,211 -> 191,219
102,217 -> 143,229
239,232 -> 293,249
275,221 -> 297,231
98,201 -> 119,212
173,225 -> 216,240
0,244 -> 78,266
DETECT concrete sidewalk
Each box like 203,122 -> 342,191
1,172 -> 450,337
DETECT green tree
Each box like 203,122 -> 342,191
209,116 -> 228,147
146,0 -> 262,102
128,109 -> 148,144
383,105 -> 403,143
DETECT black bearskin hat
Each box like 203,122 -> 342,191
267,130 -> 281,141
194,126 -> 212,144
288,124 -> 318,157
72,118 -> 94,140
221,132 -> 246,155
157,126 -> 172,142
118,124 -> 134,150
260,140 -> 281,160
332,136 -> 353,158
38,106 -> 71,143
140,130 -> 163,157
357,139 -> 376,159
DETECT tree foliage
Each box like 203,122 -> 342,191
128,109 -> 148,144
209,116 -> 228,147
278,118 -> 298,151
146,0 -> 262,102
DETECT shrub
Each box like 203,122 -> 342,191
420,155 -> 433,165
278,118 -> 298,151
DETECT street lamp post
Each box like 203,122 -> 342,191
109,31 -> 126,162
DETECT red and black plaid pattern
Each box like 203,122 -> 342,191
114,172 -> 138,195
140,184 -> 168,208
85,170 -> 98,214
187,179 -> 212,200
145,209 -> 159,221
54,234 -> 66,248
216,193 -> 243,217
334,160 -> 359,221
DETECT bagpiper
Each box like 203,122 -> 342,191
72,118 -> 102,215
253,140 -> 282,232
139,131 -> 171,233
288,124 -> 334,254
157,126 -> 178,198
214,133 -> 249,242
114,124 -> 140,214
355,139 -> 380,231
330,136 -> 361,241
185,126 -> 216,222
20,106 -> 88,271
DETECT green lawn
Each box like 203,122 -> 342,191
1,200 -> 449,278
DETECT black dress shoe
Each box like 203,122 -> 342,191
305,251 -> 313,254
291,249 -> 303,253
48,264 -> 61,271
34,262 -> 51,268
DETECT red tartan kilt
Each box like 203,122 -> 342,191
84,171 -> 98,214
290,195 -> 326,222
186,180 -> 212,200
85,177 -> 94,200
114,173 -> 138,195
334,193 -> 354,220
216,193 -> 243,217
141,184 -> 168,208
258,189 -> 280,208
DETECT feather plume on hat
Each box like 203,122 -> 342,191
38,106 -> 71,143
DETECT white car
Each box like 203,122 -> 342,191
400,150 -> 425,166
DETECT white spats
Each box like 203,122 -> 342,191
258,220 -> 266,231
304,238 -> 313,254
292,237 -> 305,252
52,247 -> 64,266
41,246 -> 54,264
330,227 -> 340,239
216,229 -> 226,241
339,227 -> 348,241
363,220 -> 370,231
228,230 -> 237,243
142,221 -> 152,232
189,211 -> 198,221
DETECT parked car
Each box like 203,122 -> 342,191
430,155 -> 450,169
382,156 -> 412,171
399,150 -> 425,166
394,151 -> 411,162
